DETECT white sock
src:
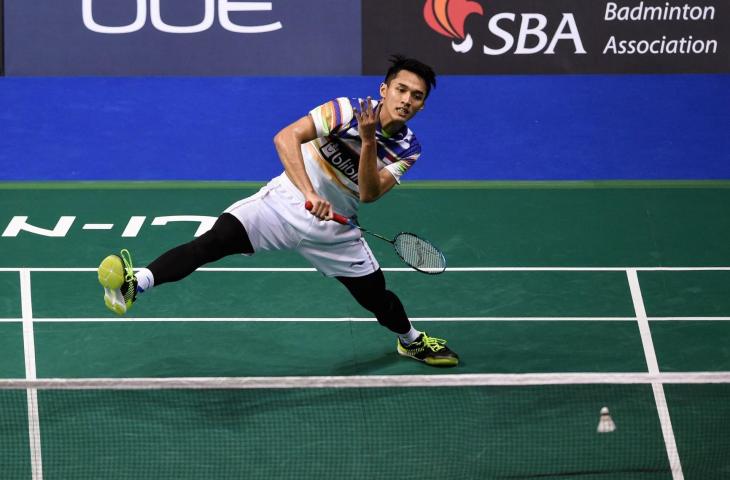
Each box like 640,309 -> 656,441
135,268 -> 155,293
398,326 -> 422,345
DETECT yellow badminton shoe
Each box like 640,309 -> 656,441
397,332 -> 459,367
97,249 -> 137,315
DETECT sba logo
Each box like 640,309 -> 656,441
423,0 -> 586,55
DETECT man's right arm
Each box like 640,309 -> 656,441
273,115 -> 332,220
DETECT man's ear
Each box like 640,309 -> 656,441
379,82 -> 387,98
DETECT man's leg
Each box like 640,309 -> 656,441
335,269 -> 414,335
143,213 -> 254,288
98,213 -> 253,315
336,270 -> 459,367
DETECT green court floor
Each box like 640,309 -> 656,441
1,182 -> 729,479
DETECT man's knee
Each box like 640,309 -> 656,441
336,270 -> 400,315
337,270 -> 386,311
193,213 -> 253,258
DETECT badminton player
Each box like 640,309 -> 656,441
97,55 -> 459,367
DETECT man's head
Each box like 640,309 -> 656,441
383,55 -> 436,99
378,55 -> 436,128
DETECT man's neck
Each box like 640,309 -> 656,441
380,120 -> 404,138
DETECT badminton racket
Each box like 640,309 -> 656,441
305,201 -> 446,274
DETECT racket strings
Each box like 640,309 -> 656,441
393,233 -> 446,274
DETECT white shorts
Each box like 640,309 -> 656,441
224,173 -> 380,278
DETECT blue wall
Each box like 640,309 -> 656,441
1,75 -> 728,181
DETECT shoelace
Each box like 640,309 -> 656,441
119,249 -> 136,302
421,334 -> 447,352
120,249 -> 135,283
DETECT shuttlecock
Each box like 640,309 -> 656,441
597,406 -> 616,433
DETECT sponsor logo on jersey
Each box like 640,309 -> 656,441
319,138 -> 360,184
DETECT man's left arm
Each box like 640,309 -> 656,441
356,98 -> 398,203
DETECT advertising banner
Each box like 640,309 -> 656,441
363,0 -> 730,74
5,0 -> 360,75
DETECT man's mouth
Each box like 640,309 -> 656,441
395,107 -> 410,116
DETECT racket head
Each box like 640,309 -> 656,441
392,232 -> 447,274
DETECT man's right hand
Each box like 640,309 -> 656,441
305,193 -> 333,221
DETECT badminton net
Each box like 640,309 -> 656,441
1,372 -> 729,479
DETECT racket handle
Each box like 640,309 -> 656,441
304,201 -> 351,225
331,213 -> 351,225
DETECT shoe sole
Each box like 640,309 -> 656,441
98,255 -> 124,289
103,288 -> 128,315
397,344 -> 459,367
98,255 -> 128,315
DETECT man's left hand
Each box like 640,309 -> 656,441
354,96 -> 381,142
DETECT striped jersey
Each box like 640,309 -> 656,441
303,97 -> 421,217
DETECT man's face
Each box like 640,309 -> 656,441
379,70 -> 428,125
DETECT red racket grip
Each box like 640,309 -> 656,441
304,201 -> 351,225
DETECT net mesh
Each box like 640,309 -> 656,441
2,374 -> 729,479
393,233 -> 446,274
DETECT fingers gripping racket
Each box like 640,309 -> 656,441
305,201 -> 446,275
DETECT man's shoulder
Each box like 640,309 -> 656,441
316,97 -> 359,108
381,127 -> 421,160
398,126 -> 421,147
401,133 -> 422,158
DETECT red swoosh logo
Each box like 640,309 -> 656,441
423,0 -> 484,40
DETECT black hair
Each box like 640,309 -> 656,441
383,54 -> 436,98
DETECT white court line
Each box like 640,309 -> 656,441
649,317 -> 730,321
29,316 -> 637,323
627,269 -> 684,480
1,266 -> 730,273
20,269 -> 43,480
2,316 -> 730,323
